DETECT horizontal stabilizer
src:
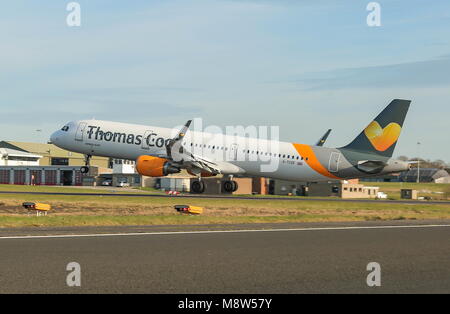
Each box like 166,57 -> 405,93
356,160 -> 387,174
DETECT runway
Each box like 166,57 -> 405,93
1,190 -> 450,205
0,220 -> 449,293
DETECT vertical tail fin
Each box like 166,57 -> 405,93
341,99 -> 411,157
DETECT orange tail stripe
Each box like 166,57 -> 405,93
292,143 -> 341,180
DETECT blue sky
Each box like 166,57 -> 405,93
2,0 -> 450,161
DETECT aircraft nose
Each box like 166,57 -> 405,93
50,130 -> 60,143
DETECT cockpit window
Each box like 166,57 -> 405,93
61,125 -> 70,132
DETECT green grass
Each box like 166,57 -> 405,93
0,184 -> 162,195
1,210 -> 449,228
1,182 -> 450,228
134,187 -> 169,194
0,184 -> 116,194
0,191 -> 450,227
0,214 -> 357,228
3,182 -> 448,200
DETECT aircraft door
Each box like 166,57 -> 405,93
75,122 -> 87,141
229,143 -> 238,161
328,152 -> 341,172
328,152 -> 341,173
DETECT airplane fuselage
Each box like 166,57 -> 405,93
50,119 -> 409,182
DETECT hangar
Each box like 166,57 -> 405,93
0,141 -> 110,186
399,168 -> 450,183
0,145 -> 41,166
0,166 -> 83,185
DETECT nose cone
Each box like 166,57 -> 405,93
50,130 -> 61,144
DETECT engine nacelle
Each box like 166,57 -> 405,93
136,156 -> 180,177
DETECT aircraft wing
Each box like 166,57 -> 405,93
162,120 -> 244,175
184,153 -> 222,174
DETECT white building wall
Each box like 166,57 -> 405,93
112,159 -> 136,174
0,159 -> 40,166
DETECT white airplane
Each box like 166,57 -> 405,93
50,99 -> 411,193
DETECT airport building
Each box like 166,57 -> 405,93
0,145 -> 41,166
361,168 -> 450,183
2,141 -> 110,168
0,141 -> 110,186
269,179 -> 381,199
399,168 -> 450,183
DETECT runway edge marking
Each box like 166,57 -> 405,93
0,224 -> 450,240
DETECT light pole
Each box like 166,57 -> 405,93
416,142 -> 421,183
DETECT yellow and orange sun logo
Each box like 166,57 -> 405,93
364,121 -> 401,152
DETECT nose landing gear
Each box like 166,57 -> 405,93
80,154 -> 92,174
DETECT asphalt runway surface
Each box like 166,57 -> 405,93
1,190 -> 450,205
0,220 -> 449,293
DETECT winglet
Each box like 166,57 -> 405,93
166,120 -> 192,159
316,129 -> 332,146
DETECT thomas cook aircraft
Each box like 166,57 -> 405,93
50,99 -> 411,193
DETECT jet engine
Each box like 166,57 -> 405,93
136,155 -> 180,177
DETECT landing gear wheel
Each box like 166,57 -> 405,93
223,180 -> 238,193
191,180 -> 206,194
81,154 -> 92,174
231,180 -> 238,192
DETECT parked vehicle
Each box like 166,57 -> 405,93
117,180 -> 130,187
101,179 -> 112,186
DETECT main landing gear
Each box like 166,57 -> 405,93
80,154 -> 92,174
190,177 -> 239,194
191,180 -> 206,194
223,180 -> 238,193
